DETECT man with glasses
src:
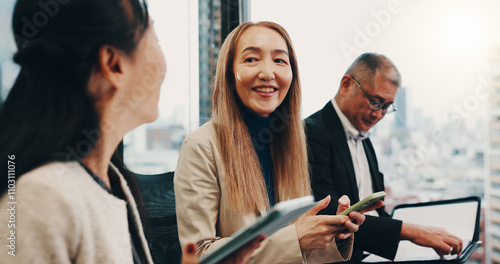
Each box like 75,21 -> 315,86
305,53 -> 462,262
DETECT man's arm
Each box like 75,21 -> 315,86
400,223 -> 463,257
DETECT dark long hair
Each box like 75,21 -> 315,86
0,0 -> 149,196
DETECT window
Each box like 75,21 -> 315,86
0,1 -> 19,105
123,0 -> 199,174
494,209 -> 500,217
123,0 -> 240,174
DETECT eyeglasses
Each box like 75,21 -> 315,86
351,76 -> 396,114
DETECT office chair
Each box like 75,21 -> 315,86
134,171 -> 182,264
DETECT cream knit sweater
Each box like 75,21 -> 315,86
0,161 -> 153,264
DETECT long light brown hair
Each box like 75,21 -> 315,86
212,21 -> 311,214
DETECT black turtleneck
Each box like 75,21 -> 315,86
241,106 -> 276,206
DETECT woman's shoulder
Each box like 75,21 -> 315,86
178,120 -> 221,165
1,162 -> 91,223
186,120 -> 216,137
19,161 -> 84,188
182,120 -> 217,146
15,161 -> 114,204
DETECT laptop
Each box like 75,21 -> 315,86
363,196 -> 481,263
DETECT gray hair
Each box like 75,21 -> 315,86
345,53 -> 401,87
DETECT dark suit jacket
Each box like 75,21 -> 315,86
305,102 -> 402,262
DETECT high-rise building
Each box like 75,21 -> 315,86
390,86 -> 408,148
198,0 -> 222,125
488,46 -> 500,264
394,87 -> 407,130
0,63 -> 3,104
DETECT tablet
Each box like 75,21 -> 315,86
199,195 -> 316,264
339,191 -> 386,216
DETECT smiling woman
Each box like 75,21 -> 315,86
233,26 -> 293,117
174,21 -> 370,264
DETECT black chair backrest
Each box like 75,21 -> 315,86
134,171 -> 182,264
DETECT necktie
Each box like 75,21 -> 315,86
348,131 -> 370,142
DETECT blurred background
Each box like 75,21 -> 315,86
1,0 -> 499,262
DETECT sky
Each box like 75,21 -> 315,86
251,0 -> 500,124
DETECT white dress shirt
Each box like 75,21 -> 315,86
331,99 -> 378,216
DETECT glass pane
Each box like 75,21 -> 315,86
124,0 -> 197,174
124,0 -> 223,174
198,0 -> 222,125
0,1 -> 19,105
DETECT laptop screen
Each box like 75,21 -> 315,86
363,196 -> 481,263
392,199 -> 479,241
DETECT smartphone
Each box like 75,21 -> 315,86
339,191 -> 386,216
